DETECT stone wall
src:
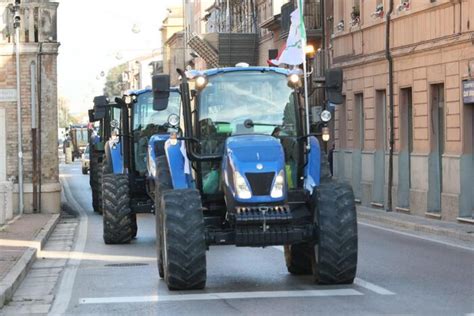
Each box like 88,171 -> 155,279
0,1 -> 60,219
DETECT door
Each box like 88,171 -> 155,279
428,84 -> 444,213
397,88 -> 413,209
373,90 -> 386,205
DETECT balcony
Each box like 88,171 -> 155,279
280,0 -> 322,39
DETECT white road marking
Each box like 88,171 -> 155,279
272,246 -> 395,295
79,288 -> 363,305
49,174 -> 89,315
359,221 -> 474,252
353,278 -> 395,295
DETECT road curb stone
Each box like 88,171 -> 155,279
357,206 -> 474,243
0,213 -> 60,308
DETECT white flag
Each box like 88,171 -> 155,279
272,6 -> 307,66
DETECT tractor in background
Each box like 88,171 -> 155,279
88,96 -> 121,213
101,87 -> 181,244
69,124 -> 89,161
149,66 -> 357,291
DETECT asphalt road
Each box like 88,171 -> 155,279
20,163 -> 474,315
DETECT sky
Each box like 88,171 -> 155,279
57,0 -> 177,115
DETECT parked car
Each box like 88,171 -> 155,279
81,145 -> 90,174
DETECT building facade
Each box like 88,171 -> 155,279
161,6 -> 185,85
330,0 -> 474,222
0,0 -> 60,224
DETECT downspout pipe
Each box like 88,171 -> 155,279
37,43 -> 43,212
386,0 -> 394,212
14,11 -> 24,216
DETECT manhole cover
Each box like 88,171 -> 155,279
105,263 -> 149,267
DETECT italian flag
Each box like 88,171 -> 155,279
270,0 -> 307,66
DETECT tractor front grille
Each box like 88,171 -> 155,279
245,172 -> 274,196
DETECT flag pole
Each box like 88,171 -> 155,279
298,0 -> 311,137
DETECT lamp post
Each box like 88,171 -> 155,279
12,0 -> 24,215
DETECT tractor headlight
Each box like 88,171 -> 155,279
322,127 -> 330,142
167,114 -> 180,127
320,110 -> 332,122
234,171 -> 252,199
270,170 -> 285,198
124,95 -> 132,105
288,74 -> 301,88
195,76 -> 208,89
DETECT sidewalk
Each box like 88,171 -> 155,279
357,205 -> 474,244
0,214 -> 60,308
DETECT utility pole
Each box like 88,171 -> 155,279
12,0 -> 24,215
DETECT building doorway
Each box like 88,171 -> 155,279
372,90 -> 386,206
398,88 -> 413,210
460,99 -> 474,219
428,84 -> 444,214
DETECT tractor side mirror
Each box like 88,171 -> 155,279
88,109 -> 95,123
325,68 -> 344,105
152,74 -> 170,111
92,96 -> 109,120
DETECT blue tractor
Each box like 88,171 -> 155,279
88,96 -> 122,214
101,87 -> 181,244
150,67 -> 357,290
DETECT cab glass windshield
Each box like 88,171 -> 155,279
133,91 -> 181,131
198,71 -> 296,137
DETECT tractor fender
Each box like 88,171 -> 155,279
304,136 -> 321,193
164,139 -> 192,189
104,140 -> 124,174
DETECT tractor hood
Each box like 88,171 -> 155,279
223,135 -> 286,203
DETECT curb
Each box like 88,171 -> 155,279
0,213 -> 60,308
357,207 -> 474,243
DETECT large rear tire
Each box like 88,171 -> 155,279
102,173 -> 134,244
154,156 -> 172,279
284,243 -> 312,275
312,180 -> 358,284
161,189 -> 206,290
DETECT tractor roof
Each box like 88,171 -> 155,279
127,86 -> 180,96
187,66 -> 290,78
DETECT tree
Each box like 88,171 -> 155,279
103,63 -> 127,98
58,97 -> 70,128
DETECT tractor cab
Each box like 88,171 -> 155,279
151,66 -> 357,291
185,68 -> 304,210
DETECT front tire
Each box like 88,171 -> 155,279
154,156 -> 172,279
82,167 -> 88,175
90,153 -> 103,213
312,180 -> 358,284
161,189 -> 206,290
102,173 -> 134,244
